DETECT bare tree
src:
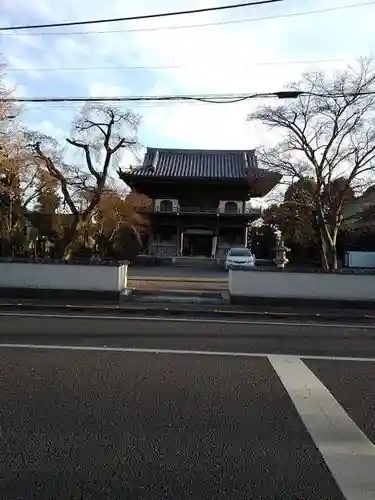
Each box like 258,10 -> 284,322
0,64 -> 54,255
29,105 -> 142,259
0,65 -> 16,127
249,59 -> 375,270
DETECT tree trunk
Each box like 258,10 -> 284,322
63,240 -> 77,260
329,243 -> 338,270
326,225 -> 339,271
319,228 -> 329,271
61,218 -> 81,260
319,228 -> 339,271
61,214 -> 95,259
318,214 -> 341,271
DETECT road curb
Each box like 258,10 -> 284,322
0,303 -> 121,313
0,302 -> 374,323
129,277 -> 227,283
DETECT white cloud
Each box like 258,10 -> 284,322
37,120 -> 66,139
89,82 -> 129,98
1,0 -> 375,153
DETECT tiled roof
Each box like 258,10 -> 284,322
126,148 -> 261,180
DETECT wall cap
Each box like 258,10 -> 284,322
230,266 -> 375,275
0,258 -> 128,267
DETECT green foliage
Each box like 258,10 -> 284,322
265,179 -> 318,248
34,169 -> 60,215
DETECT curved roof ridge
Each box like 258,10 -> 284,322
146,146 -> 256,154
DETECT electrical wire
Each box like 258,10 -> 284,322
5,57 -> 365,73
22,100 -> 240,111
1,1 -> 373,37
3,93 -> 271,104
3,90 -> 375,104
0,0 -> 282,32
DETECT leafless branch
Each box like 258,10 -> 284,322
33,141 -> 78,216
249,58 -> 375,269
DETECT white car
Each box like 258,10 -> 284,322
225,247 -> 255,270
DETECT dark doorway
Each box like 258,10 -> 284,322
182,230 -> 213,257
224,201 -> 238,213
159,199 -> 173,212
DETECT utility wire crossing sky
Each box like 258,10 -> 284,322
0,0 -> 283,31
0,2 -> 373,36
5,90 -> 375,104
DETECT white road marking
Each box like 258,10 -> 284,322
0,344 -> 278,357
301,354 -> 375,362
269,355 -> 375,500
0,344 -> 373,498
0,311 -> 374,330
0,344 -> 375,362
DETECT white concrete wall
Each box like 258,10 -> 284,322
117,264 -> 128,291
0,262 -> 128,292
229,269 -> 375,301
345,251 -> 375,268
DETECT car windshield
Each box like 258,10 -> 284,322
228,249 -> 251,257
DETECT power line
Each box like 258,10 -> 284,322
2,1 -> 373,37
21,100 -> 256,112
3,90 -> 375,104
3,92 -> 279,104
0,0 -> 282,32
5,57 -> 366,73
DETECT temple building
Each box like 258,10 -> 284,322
118,148 -> 281,261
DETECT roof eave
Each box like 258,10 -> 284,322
248,171 -> 282,197
118,168 -> 282,195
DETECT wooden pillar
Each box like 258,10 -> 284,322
245,223 -> 252,249
180,230 -> 184,255
176,223 -> 180,256
147,228 -> 154,255
213,222 -> 219,258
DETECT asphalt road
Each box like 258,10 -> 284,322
1,312 -> 375,357
1,314 -> 375,499
0,344 -> 374,499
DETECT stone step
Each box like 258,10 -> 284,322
121,288 -> 228,305
172,260 -> 219,268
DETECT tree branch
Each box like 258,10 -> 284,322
34,141 -> 78,216
66,137 -> 101,184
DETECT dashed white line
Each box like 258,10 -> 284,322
269,355 -> 375,500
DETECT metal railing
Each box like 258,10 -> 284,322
179,206 -> 218,214
150,205 -> 263,215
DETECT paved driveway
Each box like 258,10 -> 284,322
128,265 -> 227,281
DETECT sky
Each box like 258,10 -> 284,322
1,0 -> 375,166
